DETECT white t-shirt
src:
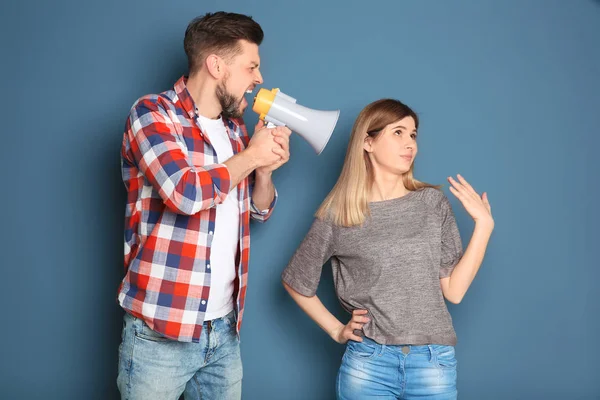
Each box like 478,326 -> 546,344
196,114 -> 239,321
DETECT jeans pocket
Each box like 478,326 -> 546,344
133,319 -> 171,343
223,311 -> 237,328
433,345 -> 457,369
346,339 -> 380,360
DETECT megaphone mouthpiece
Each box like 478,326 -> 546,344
252,88 -> 339,155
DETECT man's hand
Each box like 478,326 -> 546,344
253,120 -> 291,175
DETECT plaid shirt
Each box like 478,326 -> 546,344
118,76 -> 277,343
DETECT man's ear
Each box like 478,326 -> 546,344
205,54 -> 224,79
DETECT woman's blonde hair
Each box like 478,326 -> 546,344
315,99 -> 438,227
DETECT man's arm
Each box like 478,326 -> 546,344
127,98 -> 278,215
247,121 -> 291,221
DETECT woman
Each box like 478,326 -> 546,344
282,99 -> 494,399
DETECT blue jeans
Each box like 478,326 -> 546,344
336,337 -> 457,400
117,311 -> 242,400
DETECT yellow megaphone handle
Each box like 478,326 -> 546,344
252,88 -> 280,120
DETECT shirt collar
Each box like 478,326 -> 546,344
174,76 -> 241,132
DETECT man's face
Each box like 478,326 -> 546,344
216,40 -> 264,119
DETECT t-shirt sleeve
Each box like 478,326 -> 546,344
281,218 -> 336,297
439,195 -> 464,278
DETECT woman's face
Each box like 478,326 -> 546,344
364,116 -> 418,176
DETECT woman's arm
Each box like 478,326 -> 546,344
283,282 -> 369,343
441,221 -> 493,303
441,174 -> 494,304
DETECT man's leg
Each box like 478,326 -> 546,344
183,311 -> 243,400
117,312 -> 205,400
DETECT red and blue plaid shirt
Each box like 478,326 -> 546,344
118,76 -> 276,343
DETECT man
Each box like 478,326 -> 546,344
116,12 -> 291,399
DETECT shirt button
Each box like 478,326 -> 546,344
209,231 -> 214,235
207,264 -> 211,269
201,300 -> 206,305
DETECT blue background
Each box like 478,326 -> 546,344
2,0 -> 599,398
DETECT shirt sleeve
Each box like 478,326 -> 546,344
282,218 -> 336,297
125,97 -> 231,215
439,194 -> 464,278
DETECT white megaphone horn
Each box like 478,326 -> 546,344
252,88 -> 340,155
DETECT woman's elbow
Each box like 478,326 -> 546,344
282,280 -> 295,295
444,293 -> 464,304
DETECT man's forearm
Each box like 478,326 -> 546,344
251,170 -> 275,210
223,148 -> 261,190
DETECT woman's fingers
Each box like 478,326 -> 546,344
482,192 -> 492,213
350,322 -> 363,331
347,333 -> 363,342
456,174 -> 479,198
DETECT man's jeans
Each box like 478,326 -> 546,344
117,310 -> 242,400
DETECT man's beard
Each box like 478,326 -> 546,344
216,77 -> 244,120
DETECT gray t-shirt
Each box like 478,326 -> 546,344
282,187 -> 463,345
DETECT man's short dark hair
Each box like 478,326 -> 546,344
184,12 -> 264,75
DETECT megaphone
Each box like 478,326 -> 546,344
252,88 -> 340,155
